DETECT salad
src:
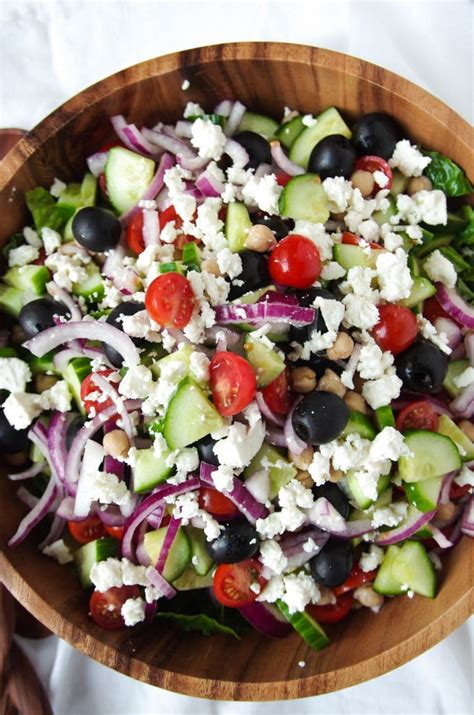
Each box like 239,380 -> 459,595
1,98 -> 473,647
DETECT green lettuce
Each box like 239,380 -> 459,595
26,187 -> 74,232
423,151 -> 473,197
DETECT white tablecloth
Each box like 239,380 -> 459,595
2,1 -> 473,713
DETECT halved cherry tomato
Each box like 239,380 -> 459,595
159,204 -> 181,230
396,401 -> 439,432
307,591 -> 354,624
80,368 -> 117,415
68,515 -> 105,544
342,231 -> 383,251
449,483 -> 470,501
209,352 -> 257,417
104,525 -> 125,540
213,559 -> 266,608
261,369 -> 291,415
276,173 -> 291,187
198,487 -> 240,519
126,210 -> 145,254
98,172 -> 108,196
372,304 -> 418,355
32,248 -> 46,266
268,234 -> 321,289
145,272 -> 195,329
423,295 -> 452,324
333,563 -> 377,596
89,585 -> 141,630
354,155 -> 393,194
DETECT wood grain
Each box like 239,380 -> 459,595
0,42 -> 473,701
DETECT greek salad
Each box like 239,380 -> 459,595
1,98 -> 473,646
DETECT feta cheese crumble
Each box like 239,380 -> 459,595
423,250 -> 457,288
191,118 -> 226,161
121,597 -> 146,627
0,358 -> 32,393
389,140 -> 431,177
375,248 -> 413,302
42,539 -> 73,565
8,244 -> 39,267
359,545 -> 385,573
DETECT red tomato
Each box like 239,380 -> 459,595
32,248 -> 46,266
268,234 -> 321,288
261,369 -> 291,415
213,559 -> 266,608
423,295 -> 452,323
342,231 -> 383,251
449,483 -> 470,501
68,515 -> 105,544
276,173 -> 291,187
159,205 -> 180,230
307,591 -> 354,624
98,140 -> 126,153
209,352 -> 257,416
372,304 -> 418,355
104,525 -> 125,540
80,368 -> 117,415
333,563 -> 377,596
396,401 -> 439,432
98,172 -> 108,196
198,487 -> 240,518
354,155 -> 393,194
126,210 -> 145,254
145,273 -> 195,329
89,585 -> 141,630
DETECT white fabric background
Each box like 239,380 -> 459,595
1,1 -> 473,713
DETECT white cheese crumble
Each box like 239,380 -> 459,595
357,344 -> 394,380
373,170 -> 389,188
416,315 -> 452,355
371,501 -> 408,529
340,266 -> 380,330
213,402 -> 265,470
8,244 -> 39,267
0,358 -> 31,393
395,190 -> 447,226
362,372 -> 402,410
423,249 -> 457,288
189,351 -> 211,383
212,464 -> 235,492
216,247 -> 242,279
191,118 -> 226,161
359,545 -> 385,573
121,597 -> 146,627
41,227 -> 62,255
454,367 -> 474,389
389,140 -> 431,177
2,392 -> 43,429
376,248 -> 413,301
42,539 -> 73,564
242,174 -> 282,215
293,220 -> 333,261
302,114 -> 317,127
45,251 -> 90,291
181,79 -> 190,91
322,177 -> 353,214
321,261 -> 346,281
259,540 -> 288,575
23,227 -> 42,248
454,465 -> 474,488
183,101 -> 204,118
49,177 -> 67,197
118,364 -> 154,399
258,572 -> 320,614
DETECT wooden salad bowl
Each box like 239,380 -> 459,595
0,42 -> 472,701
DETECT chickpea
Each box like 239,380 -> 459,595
351,169 -> 375,198
329,466 -> 344,483
344,390 -> 369,415
201,258 -> 222,276
290,366 -> 317,394
295,469 -> 314,489
353,585 -> 384,610
289,446 -> 314,470
407,175 -> 432,195
326,332 -> 354,361
459,420 -> 474,442
244,224 -> 277,252
331,212 -> 345,222
317,368 -> 346,398
35,374 -> 59,393
436,501 -> 457,522
103,429 -> 130,459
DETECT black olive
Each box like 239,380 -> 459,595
233,131 -> 272,170
310,539 -> 353,587
103,302 -> 145,367
312,482 -> 350,519
308,134 -> 356,180
19,298 -> 70,340
0,404 -> 30,453
228,252 -> 270,300
288,288 -> 337,345
351,112 -> 401,160
253,211 -> 293,241
194,434 -> 219,466
206,521 -> 260,564
72,207 -> 121,252
395,340 -> 448,394
292,391 -> 349,445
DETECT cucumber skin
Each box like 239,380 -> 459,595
276,600 -> 330,651
163,379 -> 224,450
243,335 -> 285,388
74,537 -> 118,589
133,446 -> 173,494
289,107 -> 351,170
398,430 -> 462,483
144,527 -> 191,582
105,147 -> 155,214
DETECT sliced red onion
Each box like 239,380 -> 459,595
91,373 -> 134,443
224,138 -> 249,168
53,346 -> 111,372
147,566 -> 176,600
433,317 -> 462,349
38,513 -> 66,550
178,154 -> 209,171
255,392 -> 285,428
8,475 -> 60,547
204,326 -> 241,350
224,101 -> 246,136
147,504 -> 165,530
142,208 -> 160,247
46,283 -> 82,321
460,496 -> 474,538
265,425 -> 287,448
215,302 -> 315,327
466,332 -> 474,366
119,152 -> 175,226
24,321 -> 141,367
450,343 -> 466,361
86,151 -> 108,177
30,419 -> 48,445
111,115 -> 156,157
255,163 -> 273,179
258,291 -> 299,307
195,169 -> 224,198
305,498 -> 373,538
16,486 -> 39,509
244,469 -> 270,505
98,505 -> 127,527
284,398 -> 307,456
56,496 -> 82,521
270,141 -> 305,176
451,383 -> 474,418
238,601 -> 291,638
136,521 -> 152,567
214,100 -> 233,117
155,517 -> 181,572
175,120 -> 193,138
375,507 -> 435,545
48,411 -> 75,484
103,455 -> 125,481
8,461 -> 45,481
428,524 -> 453,549
279,527 -> 329,569
439,471 -> 457,505
142,128 -> 195,158
199,462 -> 268,523
436,284 -> 474,329
29,422 -> 62,487
102,244 -> 141,292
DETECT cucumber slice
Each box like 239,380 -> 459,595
182,242 -> 201,271
159,261 -> 185,275
398,430 -> 462,483
105,147 -> 156,214
62,357 -> 92,414
63,212 -> 76,242
58,183 -> 82,209
0,283 -> 31,317
442,359 -> 469,398
404,475 -> 443,512
342,410 -> 376,440
0,347 -> 18,358
400,276 -> 436,308
225,202 -> 252,253
278,173 -> 329,224
184,526 -> 214,576
152,344 -> 193,379
71,261 -> 104,303
173,567 -> 214,590
374,405 -> 396,430
162,379 -> 224,449
372,195 -> 397,226
80,172 -> 97,207
244,443 -> 296,499
275,116 -> 306,150
74,537 -> 118,589
144,526 -> 191,581
243,335 -> 285,388
392,540 -> 436,598
333,243 -> 379,271
390,170 -> 409,197
238,112 -> 279,140
373,545 -> 404,595
342,471 -> 390,511
30,351 -> 58,376
4,265 -> 50,295
289,107 -> 351,170
133,446 -> 173,494
276,600 -> 330,651
438,414 -> 474,461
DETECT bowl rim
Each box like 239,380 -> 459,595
0,41 -> 473,701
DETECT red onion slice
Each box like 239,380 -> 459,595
111,115 -> 156,157
8,461 -> 45,481
270,141 -> 305,176
466,332 -> 474,366
224,101 -> 246,136
375,507 -> 435,545
243,469 -> 270,505
142,208 -> 160,247
142,128 -> 195,158
48,411 -> 75,485
284,398 -> 307,456
195,169 -> 225,198
46,283 -> 82,321
91,373 -> 134,443
436,284 -> 474,329
238,601 -> 291,638
119,152 -> 175,226
8,475 -> 60,547
155,517 -> 181,573
433,317 -> 462,350
147,505 -> 165,530
265,425 -> 288,448
147,566 -> 176,600
255,392 -> 285,428
224,138 -> 249,168
214,100 -> 233,117
178,154 -> 209,171
428,524 -> 453,549
53,346 -> 111,372
214,302 -> 315,327
305,498 -> 373,538
451,383 -> 474,418
439,471 -> 457,505
17,486 -> 39,509
460,496 -> 474,538
86,151 -> 108,177
199,462 -> 268,523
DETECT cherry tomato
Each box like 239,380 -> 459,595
268,234 -> 321,289
104,525 -> 125,540
80,368 -> 117,415
68,515 -> 105,544
354,155 -> 393,194
209,352 -> 257,417
307,591 -> 354,624
261,369 -> 291,415
126,210 -> 145,254
396,400 -> 439,432
89,585 -> 141,630
372,304 -> 418,355
213,559 -> 266,608
276,173 -> 291,187
198,487 -> 240,519
98,172 -> 108,196
449,483 -> 471,501
159,205 -> 181,230
32,248 -> 46,266
342,231 -> 383,251
145,273 -> 195,329
423,295 -> 452,324
333,563 -> 377,596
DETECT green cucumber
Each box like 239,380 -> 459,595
275,115 -> 306,150
159,261 -> 185,275
173,567 -> 214,590
414,525 -> 434,539
392,540 -> 436,598
74,537 -> 118,589
278,173 -> 330,224
342,471 -> 390,511
374,405 -> 396,430
333,243 -> 379,271
184,526 -> 214,576
404,475 -> 443,512
400,276 -> 436,308
29,351 -> 58,376
62,357 -> 92,414
80,172 -> 97,207
162,379 -> 224,449
437,414 -> 474,461
276,600 -> 330,651
373,545 -> 404,596
398,430 -> 462,483
0,283 -> 31,317
152,344 -> 193,380
225,202 -> 252,253
416,234 -> 454,259
4,265 -> 50,295
238,112 -> 279,140
182,242 -> 201,271
372,195 -> 397,226
442,359 -> 469,397
289,107 -> 351,170
243,335 -> 285,387
133,446 -> 173,494
342,410 -> 376,440
0,347 -> 18,358
105,147 -> 156,214
144,526 -> 191,582
71,261 -> 104,303
244,443 -> 296,499
57,183 -> 82,209
390,170 -> 409,197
